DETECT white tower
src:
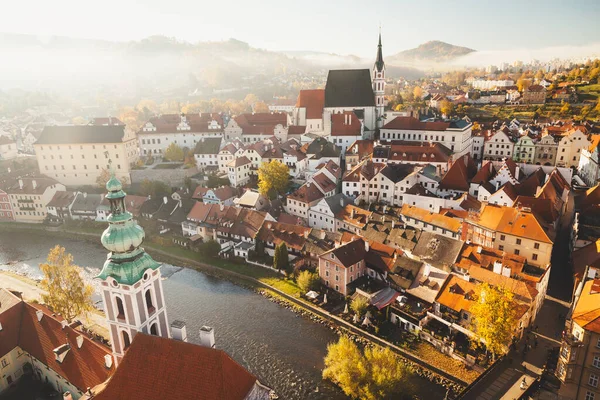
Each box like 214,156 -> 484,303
95,173 -> 170,365
372,31 -> 386,129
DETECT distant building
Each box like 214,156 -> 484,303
0,136 -> 17,160
4,177 -> 65,223
522,85 -> 547,104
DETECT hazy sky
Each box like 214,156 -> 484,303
3,0 -> 600,56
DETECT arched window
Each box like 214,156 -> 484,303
145,289 -> 155,314
150,323 -> 158,336
116,297 -> 125,321
122,331 -> 131,350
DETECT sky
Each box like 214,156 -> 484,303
2,0 -> 600,57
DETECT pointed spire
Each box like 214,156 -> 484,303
375,30 -> 384,72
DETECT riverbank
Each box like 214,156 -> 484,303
0,222 -> 479,389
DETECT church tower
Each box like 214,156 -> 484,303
372,31 -> 386,128
96,173 -> 170,365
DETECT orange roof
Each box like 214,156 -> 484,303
296,89 -> 325,119
92,334 -> 259,400
257,221 -> 310,251
401,204 -> 461,233
0,290 -> 114,393
288,182 -> 325,204
439,154 -> 478,191
383,116 -> 449,131
330,111 -> 362,136
436,275 -> 476,313
471,204 -> 553,244
572,279 -> 600,334
336,204 -> 372,229
346,139 -> 374,157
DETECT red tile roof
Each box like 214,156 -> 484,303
139,113 -> 223,134
438,154 -> 478,191
234,113 -> 288,135
322,238 -> 367,268
288,182 -> 325,204
258,221 -> 311,251
0,291 -> 114,393
296,89 -> 325,119
346,139 -> 374,158
192,186 -> 209,200
387,142 -> 451,164
330,111 -> 362,137
311,172 -> 336,193
92,334 -> 259,400
382,116 -> 449,131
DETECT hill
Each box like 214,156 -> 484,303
388,40 -> 475,65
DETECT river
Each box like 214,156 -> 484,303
0,231 -> 447,399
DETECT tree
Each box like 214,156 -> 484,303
412,86 -> 423,100
350,296 -> 369,318
164,143 -> 184,162
560,101 -> 572,116
258,160 -> 290,199
253,101 -> 270,113
581,105 -> 592,118
517,78 -> 531,92
39,246 -> 94,322
469,283 -> 517,358
595,100 -> 600,114
297,270 -> 320,293
139,179 -> 171,198
323,336 -> 367,399
323,336 -> 414,400
440,99 -> 455,117
273,242 -> 289,272
96,168 -> 111,188
200,240 -> 221,258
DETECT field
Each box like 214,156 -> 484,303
577,84 -> 600,101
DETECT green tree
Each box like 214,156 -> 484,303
139,179 -> 171,198
40,246 -> 94,322
164,143 -> 184,162
470,283 -> 517,358
350,296 -> 369,318
297,270 -> 320,293
273,242 -> 289,272
258,160 -> 290,199
200,240 -> 221,258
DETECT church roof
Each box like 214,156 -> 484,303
324,69 -> 376,108
90,334 -> 261,400
375,33 -> 385,72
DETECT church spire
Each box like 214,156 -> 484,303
375,30 -> 384,72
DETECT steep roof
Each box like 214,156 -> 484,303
311,172 -> 336,194
323,238 -> 367,268
412,232 -> 463,271
572,280 -> 600,334
324,69 -> 376,108
194,137 -> 222,155
436,275 -> 476,313
401,204 -> 462,233
471,204 -> 553,244
438,155 -> 478,191
257,221 -> 310,251
5,176 -> 61,195
387,142 -> 452,163
288,182 -> 325,204
0,290 -> 114,393
139,113 -> 224,134
92,334 -> 259,400
37,125 -> 127,144
346,139 -> 374,158
234,113 -> 287,135
47,190 -> 76,208
296,89 -> 325,119
71,193 -> 103,213
330,111 -> 362,137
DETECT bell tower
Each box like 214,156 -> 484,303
373,30 -> 386,128
96,172 -> 170,365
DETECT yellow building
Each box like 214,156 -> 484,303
557,278 -> 600,400
34,125 -> 138,187
5,176 -> 65,223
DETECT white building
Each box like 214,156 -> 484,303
227,156 -> 251,187
578,136 -> 600,186
483,129 -> 514,161
193,137 -> 222,171
556,128 -> 592,169
5,176 -> 65,223
138,113 -> 224,156
0,136 -> 17,160
327,111 -> 364,158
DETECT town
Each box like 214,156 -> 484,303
1,11 -> 600,400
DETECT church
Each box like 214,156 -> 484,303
294,33 -> 386,154
0,173 -> 272,400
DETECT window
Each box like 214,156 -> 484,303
116,297 -> 126,320
516,238 -> 521,245
500,235 -> 505,241
534,243 -> 540,250
593,356 -> 600,368
145,290 -> 155,314
499,245 -> 504,251
592,374 -> 600,387
515,249 -> 520,255
586,391 -> 596,400
122,331 -> 131,350
1,358 -> 8,368
150,323 -> 158,336
532,254 -> 538,261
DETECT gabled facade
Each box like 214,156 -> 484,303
557,128 -> 592,169
513,135 -> 536,164
483,129 -> 514,161
579,135 -> 600,186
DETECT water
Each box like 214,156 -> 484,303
0,231 -> 446,399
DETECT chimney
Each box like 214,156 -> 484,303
364,240 -> 370,252
76,335 -> 84,349
544,173 -> 549,184
495,181 -> 499,192
391,220 -> 395,229
163,196 -> 168,205
493,261 -> 502,274
502,266 -> 511,277
200,326 -> 215,348
63,392 -> 73,400
61,320 -> 68,329
171,320 -> 188,342
220,203 -> 224,211
104,354 -> 113,369
350,208 -> 355,219
36,310 -> 43,321
53,343 -> 71,363
340,197 -> 344,207
515,166 -> 520,180
476,246 -> 482,254
32,180 -> 37,190
19,179 -> 23,190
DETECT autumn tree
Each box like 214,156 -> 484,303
40,246 -> 94,322
164,143 -> 184,162
297,270 -> 320,293
470,283 -> 517,358
253,101 -> 270,113
440,99 -> 455,117
412,86 -> 423,100
350,296 -> 369,318
517,78 -> 531,92
96,168 -> 111,188
560,101 -> 572,116
323,336 -> 414,400
258,160 -> 289,199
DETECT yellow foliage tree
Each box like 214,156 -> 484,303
350,295 -> 369,318
560,101 -> 572,116
323,336 -> 414,400
440,99 -> 455,117
517,78 -> 532,92
258,160 -> 289,199
413,86 -> 423,100
164,143 -> 185,162
40,246 -> 94,322
253,101 -> 270,113
470,283 -> 517,358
